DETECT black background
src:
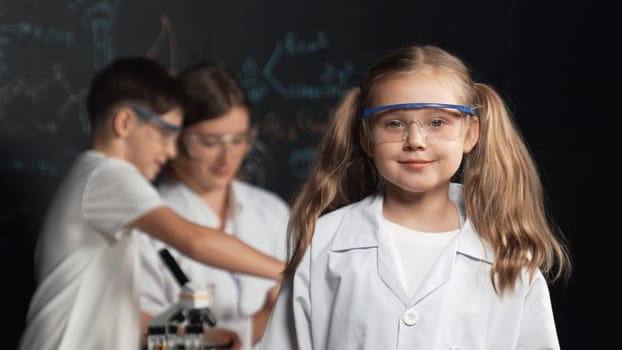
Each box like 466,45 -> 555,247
0,0 -> 612,348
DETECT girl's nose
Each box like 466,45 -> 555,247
404,121 -> 427,148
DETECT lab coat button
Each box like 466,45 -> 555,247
402,308 -> 418,326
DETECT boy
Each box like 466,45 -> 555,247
18,57 -> 282,350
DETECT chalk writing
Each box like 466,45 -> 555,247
0,157 -> 59,176
0,22 -> 76,80
240,32 -> 355,102
0,64 -> 89,135
258,108 -> 328,143
82,1 -> 120,69
289,147 -> 317,179
146,15 -> 179,75
241,140 -> 274,188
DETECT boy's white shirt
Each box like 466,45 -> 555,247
19,150 -> 166,350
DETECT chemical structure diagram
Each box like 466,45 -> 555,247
0,2 -> 359,193
239,31 -> 355,103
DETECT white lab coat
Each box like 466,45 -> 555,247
139,180 -> 289,350
260,185 -> 560,350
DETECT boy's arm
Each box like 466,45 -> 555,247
251,284 -> 281,344
131,206 -> 284,280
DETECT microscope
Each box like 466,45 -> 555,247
146,248 -> 229,350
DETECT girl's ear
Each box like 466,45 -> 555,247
359,123 -> 374,157
111,107 -> 135,138
462,116 -> 479,153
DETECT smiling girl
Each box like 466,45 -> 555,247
260,45 -> 571,350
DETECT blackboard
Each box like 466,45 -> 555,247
0,0 -> 609,348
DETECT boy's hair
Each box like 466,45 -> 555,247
86,57 -> 185,132
179,62 -> 251,128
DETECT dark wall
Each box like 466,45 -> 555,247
0,0 -> 609,348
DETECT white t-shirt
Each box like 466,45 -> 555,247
18,150 -> 166,350
139,180 -> 290,350
385,219 -> 459,297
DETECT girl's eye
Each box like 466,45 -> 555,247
385,120 -> 405,129
429,119 -> 445,128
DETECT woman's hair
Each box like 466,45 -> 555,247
178,62 -> 251,128
174,62 -> 252,158
158,62 -> 253,183
284,45 -> 571,295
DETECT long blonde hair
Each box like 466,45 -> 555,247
284,45 -> 571,295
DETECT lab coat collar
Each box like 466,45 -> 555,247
329,190 -> 494,305
174,180 -> 242,232
230,180 -> 246,213
456,220 -> 494,264
329,191 -> 494,264
330,193 -> 384,251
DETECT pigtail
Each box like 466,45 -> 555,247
284,87 -> 378,279
463,83 -> 571,294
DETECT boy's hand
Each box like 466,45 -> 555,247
203,327 -> 241,350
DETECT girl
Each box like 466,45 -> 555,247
260,45 -> 571,349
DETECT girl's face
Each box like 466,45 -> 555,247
362,71 -> 478,196
174,106 -> 252,193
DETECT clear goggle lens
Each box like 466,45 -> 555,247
183,129 -> 256,159
362,103 -> 474,144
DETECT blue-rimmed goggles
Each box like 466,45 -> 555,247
362,103 -> 476,119
130,105 -> 182,132
361,102 -> 476,144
